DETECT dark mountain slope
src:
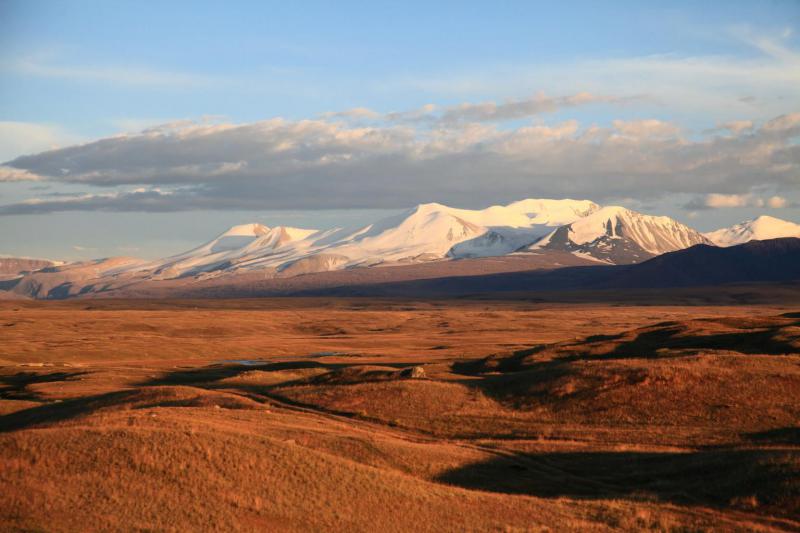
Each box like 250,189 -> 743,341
300,238 -> 800,297
613,238 -> 800,288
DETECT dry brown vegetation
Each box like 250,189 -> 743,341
1,298 -> 799,531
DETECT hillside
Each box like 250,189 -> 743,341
300,238 -> 800,297
1,299 -> 798,531
0,257 -> 58,280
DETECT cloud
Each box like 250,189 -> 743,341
719,120 -> 754,134
767,195 -> 788,208
383,28 -> 800,125
432,92 -> 633,125
686,193 -> 792,210
611,119 -> 680,139
761,112 -> 800,134
0,188 -> 186,215
0,121 -> 83,161
330,93 -> 640,126
321,107 -> 383,121
0,166 -> 43,182
1,109 -> 799,214
704,193 -> 759,208
110,116 -> 230,134
733,26 -> 800,64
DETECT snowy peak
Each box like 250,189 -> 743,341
210,224 -> 316,253
207,223 -> 270,254
256,226 -> 319,249
138,222 -> 323,279
384,198 -> 600,230
567,206 -> 710,254
396,203 -> 484,240
335,198 -> 601,262
705,215 -> 800,247
215,223 -> 317,246
324,203 -> 486,264
506,198 -> 601,226
409,202 -> 448,214
531,206 -> 711,264
220,223 -> 271,237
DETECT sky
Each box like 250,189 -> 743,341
1,0 -> 799,260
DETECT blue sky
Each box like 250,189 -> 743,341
1,1 -> 799,259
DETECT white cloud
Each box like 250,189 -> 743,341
0,166 -> 43,182
331,93 -> 639,126
704,193 -> 755,208
767,195 -> 788,208
321,107 -> 383,121
761,112 -> 800,133
0,121 -> 83,162
733,26 -> 800,63
612,119 -> 681,139
433,92 -> 632,125
720,120 -> 754,134
385,103 -> 438,122
1,106 -> 798,214
692,192 -> 792,210
381,28 -> 800,125
110,117 -> 182,133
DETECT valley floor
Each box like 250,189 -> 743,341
1,298 -> 799,531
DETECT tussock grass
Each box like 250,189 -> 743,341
1,301 -> 799,531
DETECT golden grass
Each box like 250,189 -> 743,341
0,298 -> 791,364
1,299 -> 799,531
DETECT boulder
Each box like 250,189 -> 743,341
400,366 -> 426,379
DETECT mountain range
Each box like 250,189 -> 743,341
2,198 -> 799,299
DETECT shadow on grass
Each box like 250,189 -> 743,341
436,449 -> 799,516
141,360 -> 423,388
0,390 -> 138,432
143,361 -> 343,386
454,317 -> 800,378
0,360 -> 435,433
747,427 -> 800,446
604,324 -> 800,359
0,371 -> 89,401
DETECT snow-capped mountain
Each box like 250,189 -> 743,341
117,198 -> 602,279
504,198 -> 600,226
704,215 -> 800,247
0,256 -> 61,279
329,199 -> 599,262
141,223 -> 325,279
6,198 -> 735,298
8,256 -> 148,299
528,206 -> 712,264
